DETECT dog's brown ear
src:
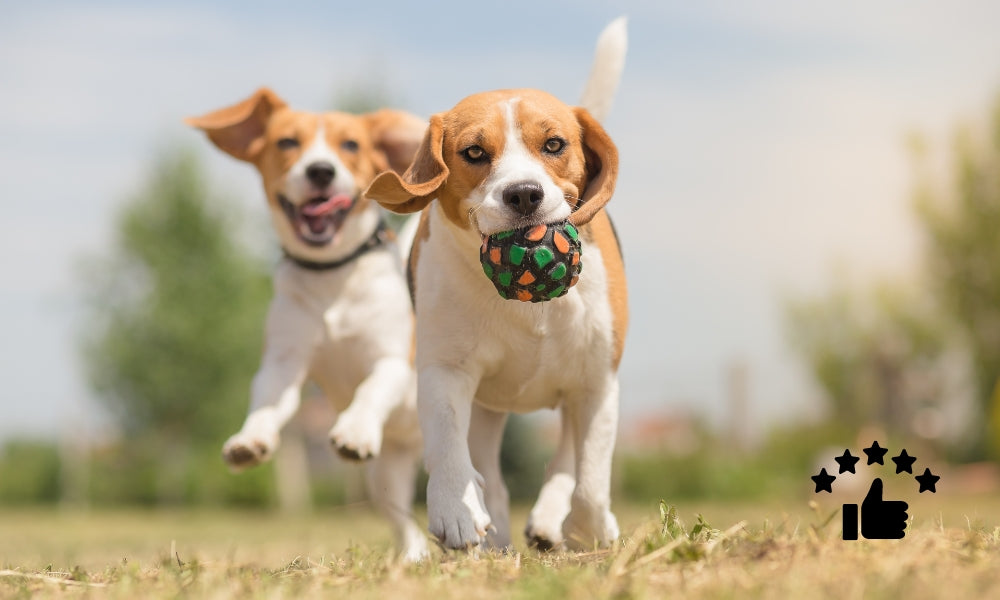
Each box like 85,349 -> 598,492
365,114 -> 448,214
184,88 -> 287,163
569,107 -> 619,226
362,109 -> 428,174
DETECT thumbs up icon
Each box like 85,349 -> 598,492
842,478 -> 909,540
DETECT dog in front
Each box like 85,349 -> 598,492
186,91 -> 428,561
365,19 -> 627,551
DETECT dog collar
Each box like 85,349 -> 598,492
283,218 -> 389,271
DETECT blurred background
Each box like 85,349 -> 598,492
3,0 -> 1000,509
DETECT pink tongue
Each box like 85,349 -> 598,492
301,194 -> 353,217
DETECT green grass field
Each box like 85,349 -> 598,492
2,493 -> 999,599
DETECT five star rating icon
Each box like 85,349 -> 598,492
811,441 -> 940,540
892,449 -> 917,474
862,441 -> 888,465
811,468 -> 836,493
916,468 -> 940,493
834,449 -> 860,474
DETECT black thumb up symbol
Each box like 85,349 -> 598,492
842,478 -> 908,540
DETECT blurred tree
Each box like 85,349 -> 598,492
785,278 -> 946,435
80,148 -> 271,454
0,440 -> 61,504
913,96 -> 1000,458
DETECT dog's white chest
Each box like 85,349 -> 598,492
416,219 -> 615,413
475,299 -> 600,412
275,251 -> 412,409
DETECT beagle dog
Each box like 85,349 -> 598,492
365,19 -> 627,551
186,91 -> 429,561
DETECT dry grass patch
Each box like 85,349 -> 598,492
1,499 -> 998,599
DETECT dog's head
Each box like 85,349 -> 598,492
365,89 -> 618,238
186,88 -> 425,256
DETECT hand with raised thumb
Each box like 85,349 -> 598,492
860,478 -> 908,539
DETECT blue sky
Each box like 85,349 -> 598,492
2,0 -> 1000,442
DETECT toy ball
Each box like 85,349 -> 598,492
480,221 -> 582,302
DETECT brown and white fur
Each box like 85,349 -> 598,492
186,91 -> 429,561
365,18 -> 627,551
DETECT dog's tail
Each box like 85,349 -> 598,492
579,16 -> 628,121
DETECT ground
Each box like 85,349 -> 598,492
1,493 -> 999,599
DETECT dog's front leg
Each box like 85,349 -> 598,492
525,408 -> 575,550
562,376 -> 621,550
420,364 -> 492,550
222,297 -> 318,471
329,356 -> 413,460
469,404 -> 511,549
366,439 -> 428,562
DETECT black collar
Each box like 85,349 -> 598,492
283,218 -> 389,271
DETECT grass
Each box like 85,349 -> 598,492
2,493 -> 1000,599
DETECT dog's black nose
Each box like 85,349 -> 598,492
306,161 -> 336,188
502,181 -> 544,216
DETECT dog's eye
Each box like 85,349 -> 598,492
277,137 -> 300,150
461,145 -> 489,164
340,140 -> 359,153
543,137 -> 566,154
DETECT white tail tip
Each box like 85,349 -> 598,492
580,16 -> 628,122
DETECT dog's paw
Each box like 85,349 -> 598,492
427,470 -> 492,550
221,431 -> 278,472
562,505 -> 619,551
525,498 -> 569,550
328,411 -> 383,461
524,474 -> 574,551
524,518 -> 564,551
400,538 -> 430,563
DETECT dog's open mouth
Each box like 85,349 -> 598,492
279,193 -> 355,246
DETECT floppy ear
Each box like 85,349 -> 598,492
365,114 -> 448,214
184,88 -> 287,163
568,107 -> 619,226
362,109 -> 428,174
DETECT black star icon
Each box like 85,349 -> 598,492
891,449 -> 917,474
863,441 -> 889,465
834,449 -> 860,474
915,468 -> 940,493
811,467 -> 836,493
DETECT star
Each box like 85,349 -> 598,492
863,441 -> 889,465
834,449 -> 860,474
891,449 -> 917,474
915,468 -> 940,493
811,467 -> 836,493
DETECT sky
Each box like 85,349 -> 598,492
2,0 -> 1000,442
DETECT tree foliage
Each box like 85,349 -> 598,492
80,148 -> 271,448
788,95 -> 1000,460
785,278 -> 946,435
913,96 -> 1000,458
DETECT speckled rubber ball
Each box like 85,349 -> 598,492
480,221 -> 582,302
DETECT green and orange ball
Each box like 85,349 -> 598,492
480,221 -> 582,302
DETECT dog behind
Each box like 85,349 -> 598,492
187,92 -> 429,561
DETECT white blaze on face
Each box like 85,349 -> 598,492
471,98 -> 571,235
281,122 -> 356,205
